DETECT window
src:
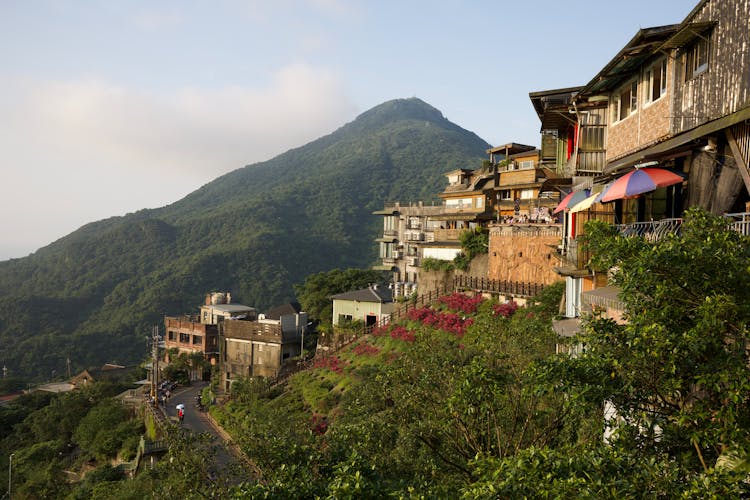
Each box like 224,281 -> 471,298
612,80 -> 638,122
384,215 -> 396,232
684,37 -> 709,80
168,330 -> 176,341
192,334 -> 202,345
520,189 -> 535,200
379,242 -> 393,259
179,332 -> 190,343
499,189 -> 512,200
446,197 -> 473,209
517,159 -> 535,170
645,58 -> 668,103
475,197 -> 483,208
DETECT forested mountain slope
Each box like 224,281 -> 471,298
0,98 -> 490,379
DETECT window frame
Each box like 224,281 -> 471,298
644,58 -> 668,105
684,36 -> 709,81
612,80 -> 639,122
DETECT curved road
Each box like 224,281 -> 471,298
162,381 -> 252,484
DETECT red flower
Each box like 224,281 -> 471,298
492,301 -> 518,318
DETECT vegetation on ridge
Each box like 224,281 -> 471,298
0,98 -> 490,380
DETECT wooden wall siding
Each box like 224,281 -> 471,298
731,122 -> 750,162
499,169 -> 536,186
727,122 -> 750,194
223,320 -> 282,343
672,0 -> 750,134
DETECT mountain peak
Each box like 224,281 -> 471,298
346,97 -> 451,133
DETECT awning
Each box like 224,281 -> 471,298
582,286 -> 626,311
538,177 -> 573,194
553,189 -> 590,214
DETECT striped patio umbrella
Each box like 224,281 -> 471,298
600,168 -> 684,203
553,189 -> 590,214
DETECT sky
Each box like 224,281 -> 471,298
0,0 -> 696,260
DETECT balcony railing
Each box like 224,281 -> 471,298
615,218 -> 683,241
725,212 -> 750,236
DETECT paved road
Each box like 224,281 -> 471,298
163,381 -> 251,484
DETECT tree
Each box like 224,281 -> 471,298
573,208 -> 750,469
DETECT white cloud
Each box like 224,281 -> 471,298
0,65 -> 358,258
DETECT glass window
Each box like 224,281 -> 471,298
499,189 -> 512,200
384,215 -> 396,231
612,80 -> 638,122
645,59 -> 668,103
685,37 -> 709,80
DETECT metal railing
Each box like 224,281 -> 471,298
726,212 -> 750,236
615,213 -> 750,241
615,218 -> 683,241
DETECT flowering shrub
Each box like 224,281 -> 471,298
492,301 -> 519,318
407,306 -> 474,337
353,342 -> 381,356
437,292 -> 484,314
390,325 -> 416,343
371,325 -> 389,337
314,355 -> 347,374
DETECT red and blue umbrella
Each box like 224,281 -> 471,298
600,167 -> 684,203
553,189 -> 590,214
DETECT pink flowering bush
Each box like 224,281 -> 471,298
492,301 -> 519,318
390,325 -> 416,343
436,292 -> 485,314
371,325 -> 389,337
353,342 -> 381,356
314,355 -> 347,374
407,306 -> 474,338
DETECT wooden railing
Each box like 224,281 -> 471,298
453,275 -> 545,298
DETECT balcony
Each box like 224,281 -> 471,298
407,257 -> 420,267
615,218 -> 683,241
726,212 -> 750,236
561,213 -> 750,271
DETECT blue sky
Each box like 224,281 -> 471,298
0,0 -> 695,259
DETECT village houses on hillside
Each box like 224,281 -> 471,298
374,0 -> 750,332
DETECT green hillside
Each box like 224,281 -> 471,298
0,98 -> 490,380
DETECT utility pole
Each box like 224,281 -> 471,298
8,453 -> 14,500
150,325 -> 160,408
